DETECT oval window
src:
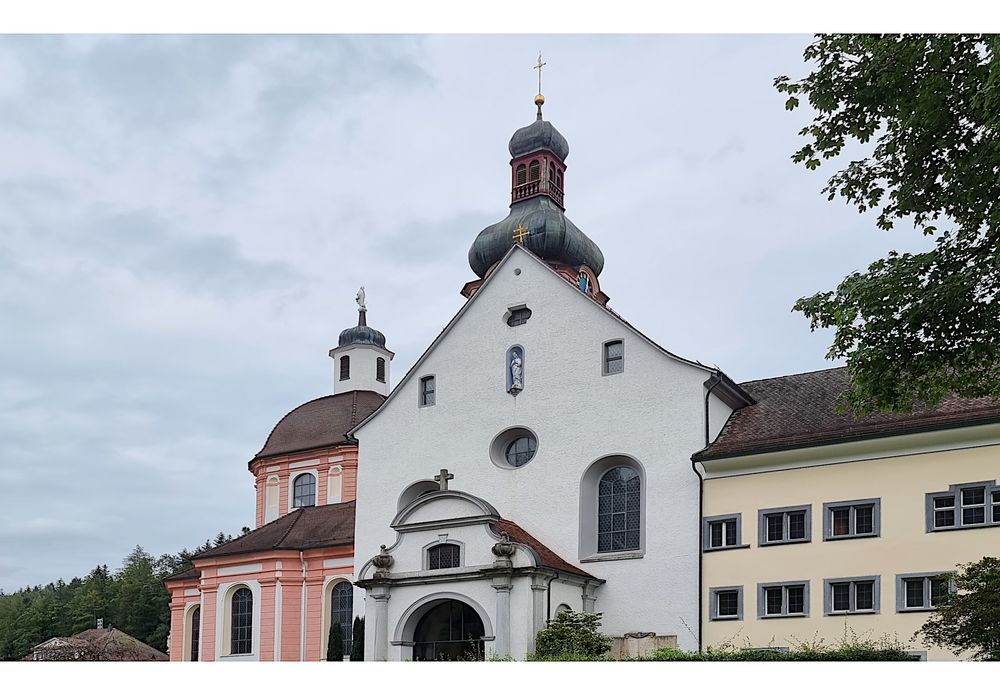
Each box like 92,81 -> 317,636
505,436 -> 537,467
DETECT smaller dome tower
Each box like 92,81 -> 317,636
328,287 -> 394,396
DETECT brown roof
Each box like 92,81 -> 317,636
696,367 -> 1000,461
164,566 -> 201,583
495,519 -> 597,580
252,390 -> 385,464
193,501 -> 355,560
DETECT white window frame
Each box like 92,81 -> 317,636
757,505 -> 811,546
824,576 -> 880,615
895,572 -> 956,612
757,581 -> 809,618
288,470 -> 318,512
709,585 -> 743,621
703,513 -> 747,552
925,480 -> 1000,532
822,498 -> 881,541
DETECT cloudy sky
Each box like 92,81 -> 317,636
0,35 -> 934,592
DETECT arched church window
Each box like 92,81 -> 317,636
292,473 -> 316,508
330,582 -> 353,656
189,606 -> 200,661
598,467 -> 641,552
528,160 -> 540,181
427,543 -> 461,570
230,587 -> 253,655
376,357 -> 386,383
548,163 -> 556,184
339,355 -> 350,381
516,164 -> 527,185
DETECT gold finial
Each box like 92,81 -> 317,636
534,52 -> 546,117
512,223 -> 530,244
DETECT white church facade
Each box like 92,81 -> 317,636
167,90 -> 1000,662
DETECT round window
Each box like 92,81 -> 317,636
505,436 -> 537,467
490,426 -> 539,470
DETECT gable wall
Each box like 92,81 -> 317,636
355,248 -> 717,647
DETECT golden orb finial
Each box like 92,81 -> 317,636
534,93 -> 545,106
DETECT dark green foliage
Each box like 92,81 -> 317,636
532,610 -> 612,659
0,529 -> 242,661
350,616 -> 365,661
775,35 -> 1000,415
917,556 -> 1000,660
327,623 -> 344,661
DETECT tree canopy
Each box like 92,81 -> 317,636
917,556 -> 1000,660
0,531 -> 240,661
776,35 -> 1000,415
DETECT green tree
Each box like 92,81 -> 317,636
350,616 -> 364,661
917,556 -> 1000,660
775,35 -> 1000,415
327,623 -> 344,661
533,610 -> 612,659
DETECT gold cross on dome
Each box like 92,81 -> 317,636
534,52 -> 546,95
512,223 -> 530,244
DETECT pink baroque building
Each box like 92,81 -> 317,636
164,300 -> 391,661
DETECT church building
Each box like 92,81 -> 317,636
165,88 -> 999,662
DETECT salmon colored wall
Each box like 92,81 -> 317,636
166,578 -> 199,661
250,445 -> 359,528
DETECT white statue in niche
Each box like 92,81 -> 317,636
509,350 -> 523,393
356,286 -> 366,311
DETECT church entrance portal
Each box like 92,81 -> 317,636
412,599 -> 485,661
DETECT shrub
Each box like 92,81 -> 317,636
326,623 -> 343,661
350,616 -> 365,661
532,610 -> 612,659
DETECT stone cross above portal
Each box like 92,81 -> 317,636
433,468 -> 454,491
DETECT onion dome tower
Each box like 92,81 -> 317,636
328,287 -> 394,396
465,64 -> 607,304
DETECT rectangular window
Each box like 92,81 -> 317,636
757,582 -> 809,618
703,513 -> 744,552
709,586 -> 743,621
926,481 -> 1000,532
758,505 -> 811,546
823,498 -> 880,540
376,357 -> 386,383
419,375 -> 435,407
339,355 -> 350,381
825,576 -> 880,615
897,573 -> 954,612
603,340 -> 624,375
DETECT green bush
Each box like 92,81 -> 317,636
533,610 -> 612,659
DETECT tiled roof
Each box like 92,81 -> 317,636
164,566 -> 200,583
251,390 -> 384,464
33,628 -> 168,661
193,501 -> 355,560
495,519 -> 596,580
696,367 -> 1000,461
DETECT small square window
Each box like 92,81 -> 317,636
506,307 -> 532,327
832,583 -> 851,612
710,586 -> 743,621
823,499 -> 880,541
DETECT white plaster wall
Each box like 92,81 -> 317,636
330,345 -> 392,396
356,248 -> 724,651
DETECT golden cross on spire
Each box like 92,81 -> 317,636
534,52 -> 546,95
512,223 -> 530,244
